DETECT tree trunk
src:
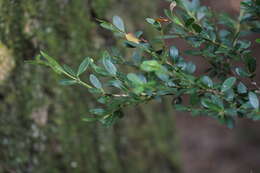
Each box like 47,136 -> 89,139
0,0 -> 180,172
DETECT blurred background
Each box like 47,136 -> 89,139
0,0 -> 259,173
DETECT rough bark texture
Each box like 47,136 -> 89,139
0,1 -> 180,173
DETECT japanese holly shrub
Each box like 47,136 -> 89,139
29,0 -> 260,128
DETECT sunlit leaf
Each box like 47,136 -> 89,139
125,33 -> 140,44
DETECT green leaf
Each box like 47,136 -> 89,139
133,86 -> 144,95
186,36 -> 204,47
146,18 -> 156,25
63,64 -> 76,76
89,74 -> 102,89
155,71 -> 169,82
185,18 -> 195,27
90,62 -> 110,76
185,62 -> 196,74
112,16 -> 125,32
245,57 -> 256,73
77,57 -> 90,76
201,98 -> 222,112
90,108 -> 105,115
249,92 -> 259,109
201,76 -> 213,88
221,77 -> 236,92
211,95 -> 224,108
100,113 -> 120,126
140,60 -> 161,72
40,51 -> 64,74
59,79 -> 77,86
164,10 -> 183,26
145,18 -> 161,31
100,22 -> 114,30
237,82 -> 247,94
235,67 -> 250,77
190,0 -> 200,10
108,80 -> 123,89
171,15 -> 183,26
127,73 -> 144,85
99,19 -> 120,33
88,88 -> 103,94
103,58 -> 117,75
225,108 -> 237,116
256,38 -> 260,43
192,24 -> 202,33
135,30 -> 143,38
218,13 -> 236,29
169,46 -> 179,62
224,89 -> 235,101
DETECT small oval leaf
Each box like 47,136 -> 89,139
237,82 -> 247,94
221,77 -> 236,92
63,64 -> 76,76
77,57 -> 90,76
127,73 -> 144,85
201,76 -> 213,88
249,92 -> 259,109
169,46 -> 179,62
113,16 -> 125,32
103,58 -> 117,75
59,79 -> 77,86
89,74 -> 102,89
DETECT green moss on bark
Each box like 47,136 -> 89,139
0,0 -> 180,172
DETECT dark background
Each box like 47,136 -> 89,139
0,0 -> 259,173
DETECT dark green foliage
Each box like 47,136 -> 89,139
32,0 -> 260,128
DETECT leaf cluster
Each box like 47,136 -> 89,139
30,0 -> 260,128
